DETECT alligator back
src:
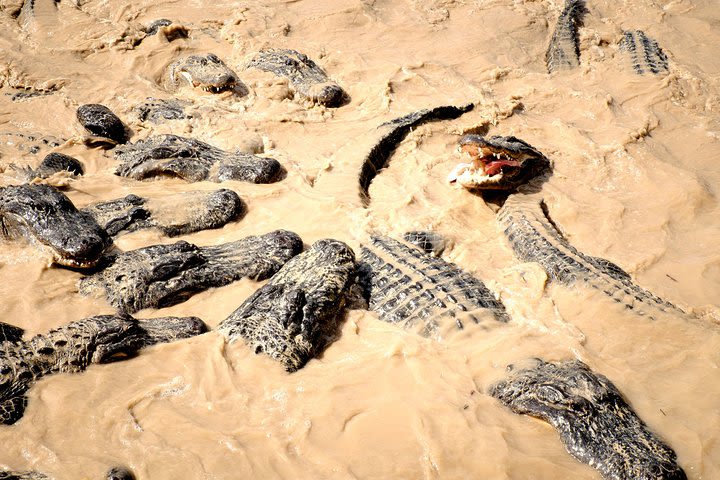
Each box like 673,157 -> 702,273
619,30 -> 669,75
498,193 -> 682,317
545,0 -> 587,73
360,236 -> 509,339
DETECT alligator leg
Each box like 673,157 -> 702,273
498,193 -> 683,317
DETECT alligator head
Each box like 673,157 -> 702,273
167,53 -> 243,94
0,184 -> 111,268
448,135 -> 550,191
490,359 -> 687,480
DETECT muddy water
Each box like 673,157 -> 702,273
1,0 -> 719,478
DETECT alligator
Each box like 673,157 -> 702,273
166,54 -> 245,95
133,98 -> 189,124
114,134 -> 285,184
82,189 -> 245,237
545,0 -> 587,73
402,230 -> 447,256
76,104 -> 128,145
10,152 -> 84,181
218,238 -> 356,372
497,193 -> 683,317
447,134 -> 551,191
358,235 -> 509,338
0,468 -> 135,480
357,103 -> 475,206
490,359 -> 687,480
619,30 -> 669,75
0,132 -> 64,156
79,230 -> 303,313
0,314 -> 206,425
246,49 -> 348,107
0,184 -> 111,268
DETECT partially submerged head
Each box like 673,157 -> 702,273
0,184 -> 111,268
448,134 -> 550,191
168,53 -> 242,94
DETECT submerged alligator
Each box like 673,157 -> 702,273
76,104 -> 128,145
0,314 -> 206,425
82,189 -> 245,237
0,184 -> 111,268
498,193 -> 683,317
133,98 -> 189,124
218,238 -> 356,372
359,234 -> 509,339
246,49 -> 347,107
619,30 -> 669,75
114,134 -> 285,184
79,230 -> 303,313
545,0 -> 587,73
0,467 -> 135,480
490,359 -> 687,480
166,53 -> 245,95
10,152 -> 84,181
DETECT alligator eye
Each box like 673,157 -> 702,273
537,385 -> 565,404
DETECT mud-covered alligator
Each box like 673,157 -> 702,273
79,230 -> 303,313
218,238 -> 356,372
0,314 -> 206,425
166,53 -> 246,95
0,184 -> 111,268
490,359 -> 687,480
114,134 -> 285,184
246,49 -> 347,107
82,189 -> 246,237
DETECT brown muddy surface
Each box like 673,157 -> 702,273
1,0 -> 719,478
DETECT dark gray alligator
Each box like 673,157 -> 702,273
545,0 -> 587,73
114,134 -> 285,184
133,98 -> 189,124
76,104 -> 128,145
497,193 -> 683,317
0,184 -> 111,268
79,230 -> 303,313
490,359 -> 687,480
0,132 -> 64,156
82,189 -> 245,237
0,466 -> 134,480
11,152 -> 84,181
218,239 -> 356,372
358,103 -> 474,206
447,134 -> 551,191
0,314 -> 206,425
359,235 -> 509,338
246,49 -> 347,107
166,54 -> 245,95
619,30 -> 669,75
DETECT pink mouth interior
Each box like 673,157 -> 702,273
483,158 -> 521,176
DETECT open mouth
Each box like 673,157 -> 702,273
200,84 -> 235,94
448,144 -> 522,185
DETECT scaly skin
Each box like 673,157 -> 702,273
79,230 -> 303,313
497,193 -> 683,317
0,184 -> 111,268
358,103 -> 475,206
218,239 -> 356,372
133,98 -> 188,124
359,235 -> 509,338
166,54 -> 242,94
114,134 -> 285,184
447,134 -> 551,191
82,189 -> 245,237
0,315 -> 206,425
246,49 -> 347,107
545,0 -> 587,73
619,30 -> 669,75
490,359 -> 687,480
